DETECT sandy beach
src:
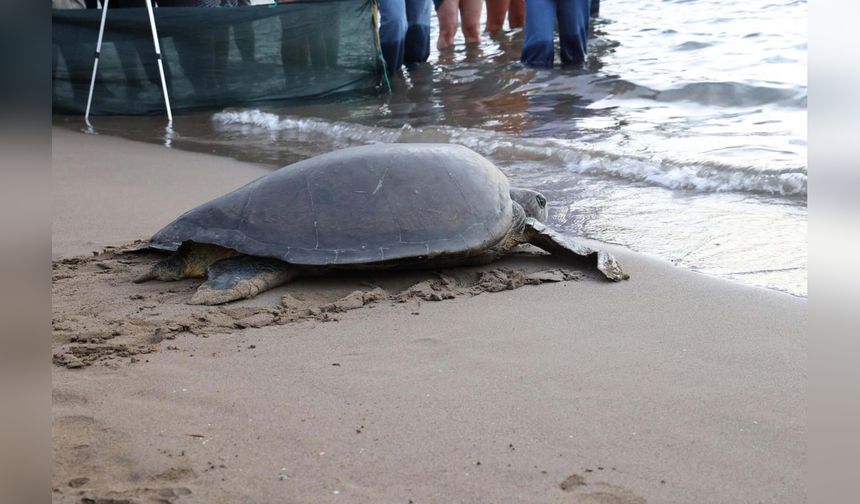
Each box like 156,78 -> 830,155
52,127 -> 806,503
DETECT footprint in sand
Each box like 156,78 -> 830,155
559,473 -> 646,504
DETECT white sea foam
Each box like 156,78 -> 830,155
213,109 -> 402,144
212,110 -> 807,198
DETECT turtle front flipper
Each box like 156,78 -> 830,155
189,256 -> 300,305
523,218 -> 629,281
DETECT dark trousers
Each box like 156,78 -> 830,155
378,0 -> 432,74
158,1 -> 229,95
521,0 -> 591,68
280,5 -> 340,72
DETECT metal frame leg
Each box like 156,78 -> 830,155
84,1 -> 172,124
145,0 -> 172,123
84,0 -> 110,123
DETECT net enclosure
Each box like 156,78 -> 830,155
52,1 -> 385,115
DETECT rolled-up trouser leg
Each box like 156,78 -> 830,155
404,0 -> 432,66
520,0 -> 557,68
557,0 -> 590,65
378,0 -> 408,74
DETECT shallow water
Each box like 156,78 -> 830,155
57,0 -> 807,296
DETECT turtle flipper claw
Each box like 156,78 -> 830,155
596,250 -> 630,282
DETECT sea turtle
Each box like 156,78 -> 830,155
135,143 -> 627,305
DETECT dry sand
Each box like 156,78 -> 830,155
52,127 -> 806,503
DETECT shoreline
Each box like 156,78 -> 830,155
52,127 -> 806,503
51,118 -> 807,299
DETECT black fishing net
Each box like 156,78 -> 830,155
52,1 -> 385,115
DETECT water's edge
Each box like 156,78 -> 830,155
55,122 -> 806,299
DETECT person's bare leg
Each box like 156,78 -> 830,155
436,0 -> 460,50
485,0 -> 510,34
460,0 -> 484,44
508,0 -> 525,29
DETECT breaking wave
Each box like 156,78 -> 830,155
213,109 -> 807,198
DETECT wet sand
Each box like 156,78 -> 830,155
52,127 -> 806,503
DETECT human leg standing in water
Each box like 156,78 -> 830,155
556,0 -> 590,65
509,0 -> 525,28
159,0 -> 227,97
379,0 -> 432,74
230,0 -> 256,64
485,0 -> 524,34
521,0 -> 590,67
435,0 -> 483,50
378,0 -> 407,73
404,0 -> 432,65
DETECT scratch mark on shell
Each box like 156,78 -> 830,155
305,175 -> 320,249
372,166 -> 390,196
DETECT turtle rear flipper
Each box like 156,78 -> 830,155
189,256 -> 300,305
523,218 -> 629,282
134,241 -> 238,283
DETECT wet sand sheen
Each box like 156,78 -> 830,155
52,128 -> 805,503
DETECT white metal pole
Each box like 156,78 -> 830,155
145,0 -> 173,123
84,0 -> 111,122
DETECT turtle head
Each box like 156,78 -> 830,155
510,188 -> 548,223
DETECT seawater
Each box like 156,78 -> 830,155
61,0 -> 807,296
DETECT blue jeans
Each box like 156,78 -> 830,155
379,0 -> 432,74
521,0 -> 591,68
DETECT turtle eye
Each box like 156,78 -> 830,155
535,194 -> 547,208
